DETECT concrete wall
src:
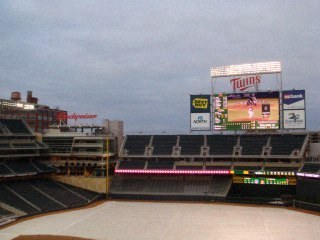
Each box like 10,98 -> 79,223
51,175 -> 112,193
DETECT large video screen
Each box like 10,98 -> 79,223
214,91 -> 280,130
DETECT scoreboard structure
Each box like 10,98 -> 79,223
213,91 -> 280,130
190,61 -> 306,131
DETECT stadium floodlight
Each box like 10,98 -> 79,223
210,61 -> 282,77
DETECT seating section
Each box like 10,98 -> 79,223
110,175 -> 232,198
206,166 -> 231,170
120,134 -> 307,157
240,135 -> 268,155
12,143 -> 37,148
0,179 -> 102,218
118,160 -> 146,169
228,183 -> 296,200
296,178 -> 320,204
0,163 -> 13,175
4,181 -> 63,212
233,166 -> 261,171
0,184 -> 39,214
299,162 -> 320,173
270,134 -> 306,155
207,135 -> 238,155
147,161 -> 174,169
30,179 -> 88,207
0,119 -> 30,134
124,135 -> 151,155
152,135 -> 177,155
6,160 -> 38,174
175,165 -> 203,170
264,166 -> 299,172
32,160 -> 56,173
179,135 -> 204,155
0,160 -> 56,177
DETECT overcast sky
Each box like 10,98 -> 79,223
1,1 -> 319,133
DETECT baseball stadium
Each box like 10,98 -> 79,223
0,62 -> 319,240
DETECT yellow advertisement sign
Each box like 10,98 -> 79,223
192,98 -> 208,109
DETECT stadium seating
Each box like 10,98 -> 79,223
0,179 -> 103,219
123,135 -> 151,155
0,119 -> 30,134
32,160 -> 56,173
228,183 -> 296,201
30,179 -> 89,207
299,162 -> 320,173
118,160 -> 146,169
296,178 -> 320,205
147,160 -> 174,169
4,181 -> 63,212
152,135 -> 177,155
0,163 -> 14,176
0,184 -> 39,215
269,134 -> 306,155
6,160 -> 38,175
179,135 -> 204,155
207,135 -> 238,155
110,175 -> 233,200
239,135 -> 268,155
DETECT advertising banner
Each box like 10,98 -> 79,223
190,95 -> 210,113
283,109 -> 306,129
191,113 -> 211,131
282,90 -> 305,110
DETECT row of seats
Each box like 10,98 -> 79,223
123,134 -> 307,156
110,175 -> 232,197
300,162 -> 320,173
0,178 -> 102,216
117,160 -> 299,172
0,160 -> 55,176
0,119 -> 31,134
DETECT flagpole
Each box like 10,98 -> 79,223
106,137 -> 109,199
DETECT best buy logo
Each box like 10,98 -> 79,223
192,98 -> 208,109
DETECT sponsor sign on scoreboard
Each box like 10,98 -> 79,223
190,113 -> 211,131
190,95 -> 211,131
282,90 -> 305,110
283,109 -> 306,129
282,90 -> 306,130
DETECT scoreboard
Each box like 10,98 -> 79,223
213,91 -> 280,130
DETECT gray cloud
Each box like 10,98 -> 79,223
1,0 -> 319,133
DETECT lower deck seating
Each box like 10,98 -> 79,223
299,162 -> 320,173
227,183 -> 296,201
110,175 -> 232,198
0,179 -> 102,218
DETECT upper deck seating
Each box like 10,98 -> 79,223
0,119 -> 30,134
240,135 -> 268,155
207,135 -> 238,155
179,135 -> 204,155
152,135 -> 177,155
269,134 -> 306,155
124,135 -> 151,155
